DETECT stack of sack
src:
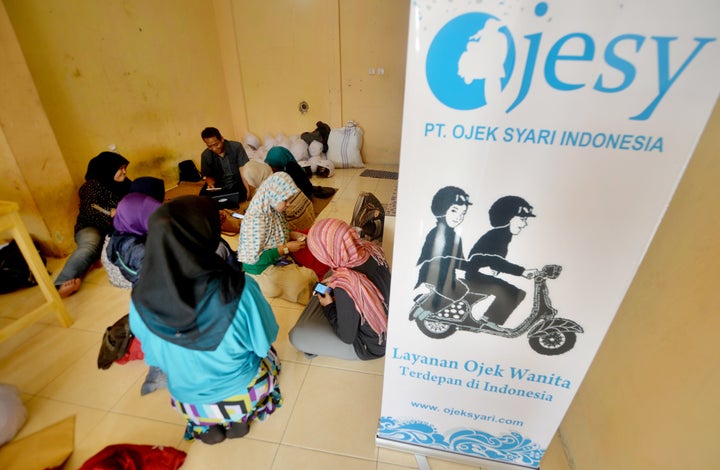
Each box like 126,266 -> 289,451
241,120 -> 366,177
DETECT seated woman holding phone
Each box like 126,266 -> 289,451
289,218 -> 391,360
237,172 -> 320,304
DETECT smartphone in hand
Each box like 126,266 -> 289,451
313,282 -> 332,296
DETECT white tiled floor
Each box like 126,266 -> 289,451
0,164 -> 569,469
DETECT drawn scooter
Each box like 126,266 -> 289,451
409,264 -> 583,356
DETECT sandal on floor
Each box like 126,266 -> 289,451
193,425 -> 226,444
226,421 -> 250,439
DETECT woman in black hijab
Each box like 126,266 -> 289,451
129,195 -> 282,445
55,151 -> 132,297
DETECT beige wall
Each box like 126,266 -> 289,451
0,2 -> 75,255
231,0 -> 407,163
231,0 -> 343,138
558,99 -> 720,469
339,0 -> 408,163
3,0 -> 235,188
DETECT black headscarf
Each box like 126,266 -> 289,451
85,151 -> 132,199
131,195 -> 245,350
129,176 -> 166,203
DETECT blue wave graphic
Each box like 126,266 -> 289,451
378,416 -> 544,467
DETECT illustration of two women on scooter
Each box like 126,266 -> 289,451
411,186 -> 583,355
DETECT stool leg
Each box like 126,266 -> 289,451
0,212 -> 73,343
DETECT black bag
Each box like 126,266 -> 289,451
0,240 -> 44,294
178,160 -> 202,182
351,192 -> 385,243
301,120 -> 332,153
97,314 -> 133,370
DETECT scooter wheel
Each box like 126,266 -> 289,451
528,331 -> 576,356
415,318 -> 456,339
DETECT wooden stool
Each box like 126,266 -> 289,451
0,201 -> 73,343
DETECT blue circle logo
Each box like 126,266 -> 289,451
426,12 -> 516,110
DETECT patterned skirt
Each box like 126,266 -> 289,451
171,347 -> 282,439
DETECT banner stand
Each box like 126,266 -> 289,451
376,438 -> 526,470
376,0 -> 718,469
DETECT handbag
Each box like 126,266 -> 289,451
97,314 -> 133,370
351,192 -> 385,243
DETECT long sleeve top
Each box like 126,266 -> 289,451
322,256 -> 391,360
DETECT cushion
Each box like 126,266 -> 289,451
308,140 -> 324,158
245,132 -> 261,150
315,158 -> 335,177
289,140 -> 309,161
0,384 -> 26,446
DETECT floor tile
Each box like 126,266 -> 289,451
111,373 -> 182,425
0,325 -> 98,394
271,303 -> 311,364
62,283 -> 131,334
0,318 -> 47,354
378,447 -> 419,467
181,437 -> 279,470
377,463 -> 417,470
36,342 -> 147,409
15,396 -> 107,445
309,355 -> 386,375
0,286 -> 48,320
249,360 -> 309,443
272,445 -> 376,470
282,365 -> 383,460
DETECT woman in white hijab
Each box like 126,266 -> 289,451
238,172 -> 318,304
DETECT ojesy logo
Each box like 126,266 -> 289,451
425,2 -> 716,120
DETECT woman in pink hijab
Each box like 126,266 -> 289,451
289,218 -> 391,360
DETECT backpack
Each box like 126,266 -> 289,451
351,192 -> 385,243
0,240 -> 45,294
178,160 -> 202,183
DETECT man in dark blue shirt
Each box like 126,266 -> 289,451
200,127 -> 250,202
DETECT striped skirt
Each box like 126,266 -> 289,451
171,347 -> 282,439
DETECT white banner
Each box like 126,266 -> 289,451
377,1 -> 719,468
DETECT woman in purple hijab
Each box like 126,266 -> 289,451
107,193 -> 162,286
